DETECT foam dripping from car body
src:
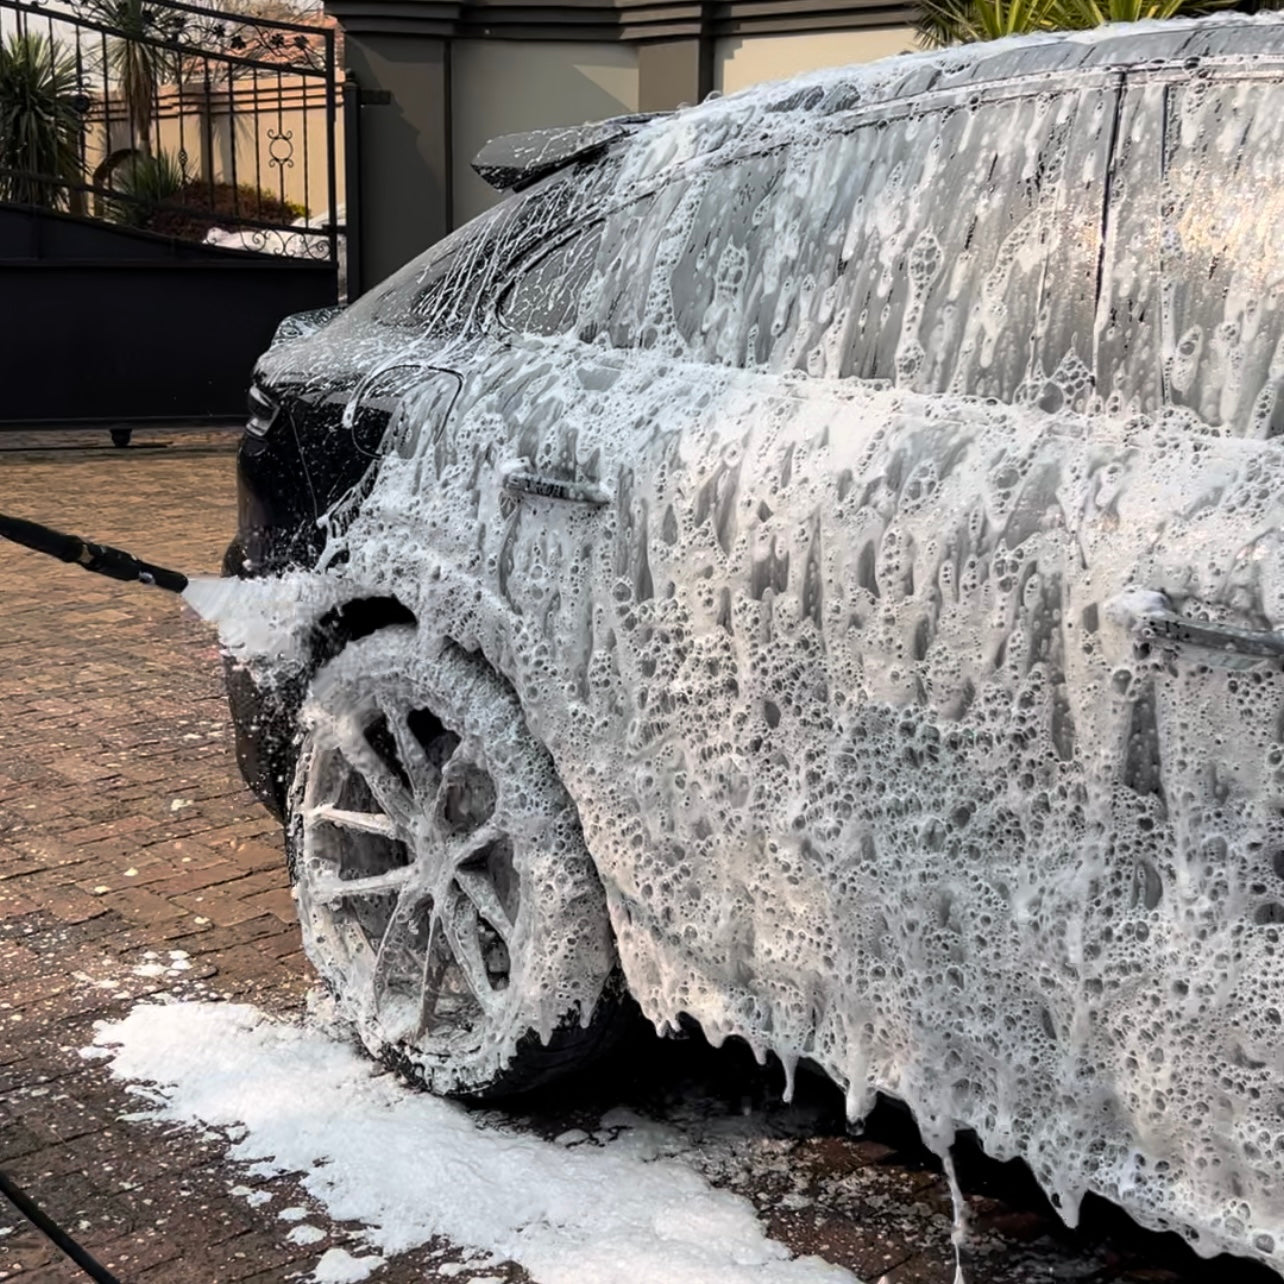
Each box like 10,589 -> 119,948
209,369 -> 1284,1273
214,16 -> 1284,1273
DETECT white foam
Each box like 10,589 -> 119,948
202,18 -> 1284,1271
90,1001 -> 856,1284
183,572 -> 344,665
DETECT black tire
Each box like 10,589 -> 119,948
287,627 -> 621,1098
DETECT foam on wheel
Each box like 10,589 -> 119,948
288,626 -> 620,1097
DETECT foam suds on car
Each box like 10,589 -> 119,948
206,371 -> 1284,1274
208,14 -> 1284,1274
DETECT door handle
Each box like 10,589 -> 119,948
1110,588 -> 1284,667
500,462 -> 610,506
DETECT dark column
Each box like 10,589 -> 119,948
335,25 -> 453,288
637,36 -> 712,112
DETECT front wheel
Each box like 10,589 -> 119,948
288,627 -> 620,1097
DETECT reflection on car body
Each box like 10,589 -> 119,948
222,16 -> 1284,1273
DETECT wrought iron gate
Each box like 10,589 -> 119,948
0,0 -> 344,428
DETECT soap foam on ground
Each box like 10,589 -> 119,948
89,1000 -> 857,1284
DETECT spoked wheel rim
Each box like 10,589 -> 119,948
290,629 -> 614,1093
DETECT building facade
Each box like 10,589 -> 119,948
325,0 -> 917,285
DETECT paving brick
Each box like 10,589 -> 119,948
0,891 -> 43,920
58,815 -> 165,846
236,886 -> 297,923
91,1228 -> 185,1276
137,863 -> 250,898
39,887 -> 112,926
92,887 -> 194,925
0,430 -> 338,1280
226,839 -> 286,872
169,891 -> 275,927
0,1121 -> 48,1163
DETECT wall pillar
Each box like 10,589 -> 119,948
323,0 -> 916,290
336,26 -> 452,287
637,36 -> 712,112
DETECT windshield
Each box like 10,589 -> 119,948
337,170 -> 594,337
337,201 -> 512,334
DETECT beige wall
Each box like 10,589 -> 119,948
714,28 -> 920,95
201,78 -> 346,221
451,40 -> 638,227
84,77 -> 344,223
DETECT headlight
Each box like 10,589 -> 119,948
246,384 -> 280,438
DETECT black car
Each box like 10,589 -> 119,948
224,18 -> 1284,1272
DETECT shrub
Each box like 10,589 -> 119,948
108,147 -> 184,224
105,153 -> 306,240
0,31 -> 84,209
144,180 -> 306,240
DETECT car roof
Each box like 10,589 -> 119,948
610,14 -> 1284,176
713,13 -> 1284,119
474,17 -> 1284,194
476,17 -> 1284,193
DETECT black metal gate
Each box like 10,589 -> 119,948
0,0 -> 343,429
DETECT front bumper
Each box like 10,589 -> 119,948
221,535 -> 306,821
224,370 -> 399,819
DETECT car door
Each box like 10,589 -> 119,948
439,322 -> 854,1021
419,79 -> 1129,1032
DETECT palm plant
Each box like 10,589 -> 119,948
113,0 -> 162,153
1043,0 -> 1220,21
79,0 -> 185,155
0,32 -> 84,209
917,0 -> 1231,45
916,0 -> 1052,43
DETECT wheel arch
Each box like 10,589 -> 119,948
310,594 -> 418,665
230,593 -> 419,820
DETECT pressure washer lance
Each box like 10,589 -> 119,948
0,512 -> 189,594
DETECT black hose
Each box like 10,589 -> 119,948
0,513 -> 188,594
0,1167 -> 123,1284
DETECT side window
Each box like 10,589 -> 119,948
671,142 -> 878,374
669,153 -> 788,367
500,84 -> 1116,409
578,188 -> 683,347
498,150 -> 836,367
827,88 -> 1118,404
1101,76 -> 1284,435
348,177 -> 588,332
499,188 -> 695,348
666,87 -> 1116,400
499,223 -> 606,336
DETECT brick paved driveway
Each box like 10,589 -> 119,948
0,429 -> 325,1280
1,429 -> 1278,1284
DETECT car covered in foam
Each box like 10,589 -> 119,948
220,15 -> 1284,1273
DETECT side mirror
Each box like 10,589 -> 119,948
271,306 -> 345,347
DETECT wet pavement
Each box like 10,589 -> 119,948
0,427 -> 1278,1283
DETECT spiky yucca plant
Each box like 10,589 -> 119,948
107,146 -> 184,224
0,32 -> 83,209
